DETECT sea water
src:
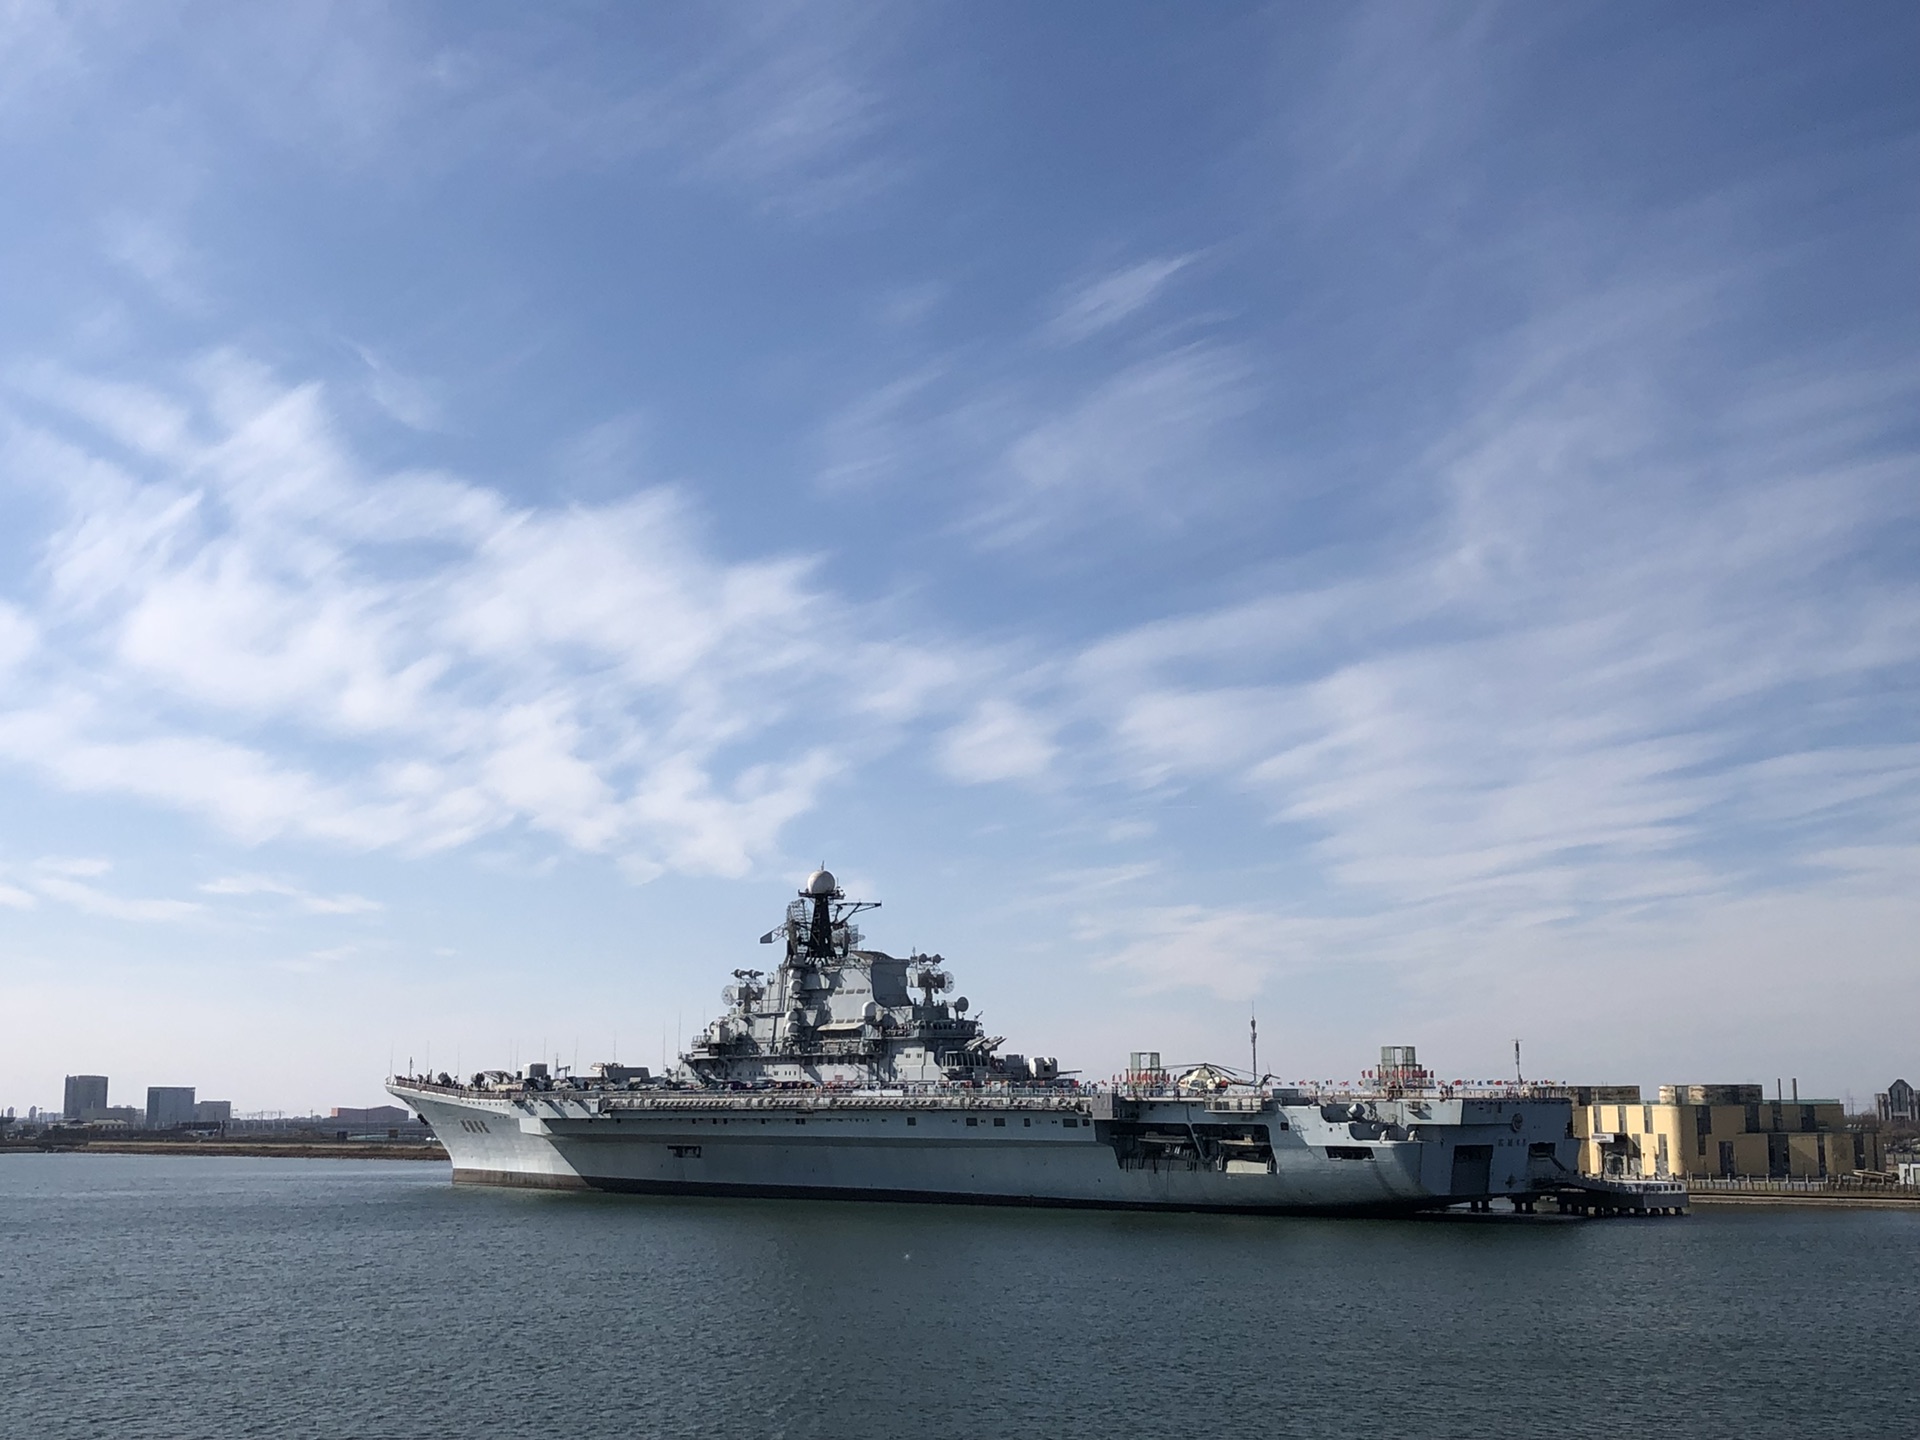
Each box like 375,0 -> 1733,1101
3,1154 -> 1912,1439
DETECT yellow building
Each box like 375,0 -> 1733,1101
1576,1084 -> 1882,1181
1565,1084 -> 1641,1152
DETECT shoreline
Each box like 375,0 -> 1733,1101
0,1141 -> 447,1162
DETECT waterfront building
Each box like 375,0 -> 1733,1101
1564,1085 -> 1642,1148
192,1100 -> 232,1124
1876,1079 -> 1916,1125
329,1105 -> 413,1127
1579,1084 -> 1882,1180
146,1086 -> 196,1130
83,1106 -> 140,1125
63,1075 -> 108,1121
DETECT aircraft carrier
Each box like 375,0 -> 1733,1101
389,869 -> 1590,1216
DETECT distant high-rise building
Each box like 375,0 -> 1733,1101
1876,1079 -> 1916,1125
64,1075 -> 109,1121
146,1086 -> 196,1129
192,1100 -> 232,1124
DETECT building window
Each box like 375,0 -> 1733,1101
1697,1132 -> 1707,1158
1745,1103 -> 1760,1133
993,1117 -> 1005,1127
906,1116 -> 916,1126
1718,1141 -> 1735,1177
1656,1134 -> 1669,1177
1695,1105 -> 1712,1135
1616,1105 -> 1628,1134
1643,1104 -> 1654,1134
1800,1106 -> 1816,1133
965,1116 -> 978,1127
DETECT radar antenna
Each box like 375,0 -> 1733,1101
782,867 -> 879,962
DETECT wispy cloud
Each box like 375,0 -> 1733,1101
815,364 -> 945,494
1081,904 -> 1381,1002
18,857 -> 203,923
0,351 -> 967,878
0,6 -> 907,224
352,345 -> 442,432
1043,255 -> 1197,346
678,6 -> 904,216
0,602 -> 34,670
969,343 -> 1253,547
1043,286 -> 1920,994
938,700 -> 1058,785
100,213 -> 202,312
199,874 -> 383,916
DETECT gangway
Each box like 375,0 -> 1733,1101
1544,1174 -> 1689,1216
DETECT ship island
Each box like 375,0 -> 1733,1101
389,869 -> 1664,1217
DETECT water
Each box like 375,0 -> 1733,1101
3,1155 -> 1912,1440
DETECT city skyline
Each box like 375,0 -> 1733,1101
0,5 -> 1915,1110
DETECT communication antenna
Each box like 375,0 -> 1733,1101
1514,1039 -> 1523,1084
1250,1005 -> 1259,1083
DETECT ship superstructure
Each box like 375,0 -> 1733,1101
681,870 -> 1055,1089
390,870 -> 1599,1216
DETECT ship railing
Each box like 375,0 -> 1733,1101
1569,1174 -> 1689,1196
394,1076 -> 1107,1115
1280,1083 -> 1577,1104
390,1078 -> 478,1096
597,1090 -> 1095,1115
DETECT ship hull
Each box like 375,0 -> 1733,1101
394,1083 -> 1578,1217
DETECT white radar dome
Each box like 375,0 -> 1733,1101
805,869 -> 837,896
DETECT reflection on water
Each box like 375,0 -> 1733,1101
3,1155 -> 1913,1440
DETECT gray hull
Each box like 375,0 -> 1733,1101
394,1083 -> 1579,1216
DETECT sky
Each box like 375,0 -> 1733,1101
0,3 -> 1915,1114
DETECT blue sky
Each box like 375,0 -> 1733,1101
0,4 -> 1915,1112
